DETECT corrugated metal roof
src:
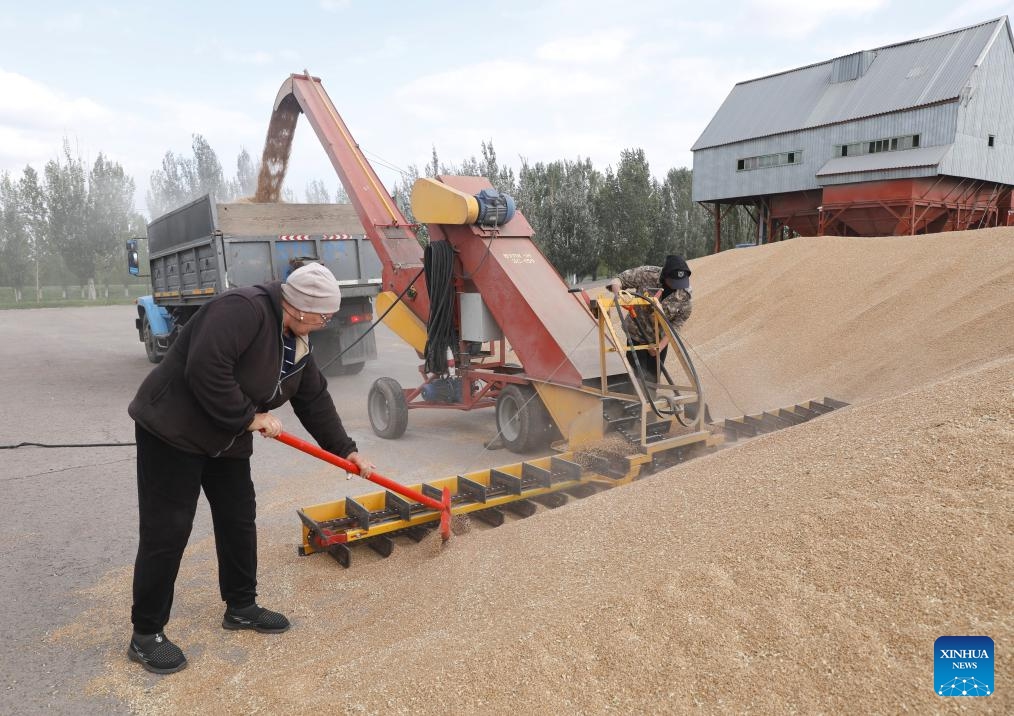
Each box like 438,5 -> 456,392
815,144 -> 953,176
692,17 -> 1010,151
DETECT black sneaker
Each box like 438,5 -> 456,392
222,604 -> 290,633
127,631 -> 187,674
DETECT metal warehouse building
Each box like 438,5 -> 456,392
691,16 -> 1014,247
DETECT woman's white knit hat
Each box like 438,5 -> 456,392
281,263 -> 342,314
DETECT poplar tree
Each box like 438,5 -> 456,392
18,166 -> 48,300
0,173 -> 32,300
517,158 -> 601,282
146,134 -> 229,217
305,179 -> 332,203
86,153 -> 137,289
235,148 -> 258,198
44,142 -> 89,293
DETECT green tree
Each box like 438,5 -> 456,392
234,148 -> 258,198
44,142 -> 90,293
517,158 -> 601,281
305,179 -> 332,203
146,149 -> 197,218
427,147 -> 440,178
146,134 -> 229,217
656,168 -> 704,258
42,144 -> 140,298
429,140 -> 516,195
192,134 -> 227,200
470,140 -> 516,194
0,174 -> 7,288
0,172 -> 32,300
18,166 -> 48,300
391,163 -> 427,245
592,167 -> 621,271
86,153 -> 138,292
617,149 -> 657,268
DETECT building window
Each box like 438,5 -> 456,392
835,133 -> 922,158
988,134 -> 995,147
736,150 -> 803,171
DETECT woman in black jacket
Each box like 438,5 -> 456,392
126,262 -> 374,674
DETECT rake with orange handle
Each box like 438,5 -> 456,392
272,431 -> 452,541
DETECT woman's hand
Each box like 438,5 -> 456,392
345,451 -> 376,479
247,412 -> 283,438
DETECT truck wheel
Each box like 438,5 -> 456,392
368,377 -> 408,439
142,317 -> 162,364
495,384 -> 551,454
336,361 -> 365,375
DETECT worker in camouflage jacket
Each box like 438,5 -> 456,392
608,254 -> 693,378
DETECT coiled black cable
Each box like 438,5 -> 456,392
423,240 -> 456,375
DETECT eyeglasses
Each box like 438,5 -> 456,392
304,312 -> 333,327
284,304 -> 333,327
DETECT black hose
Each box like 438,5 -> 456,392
423,241 -> 455,375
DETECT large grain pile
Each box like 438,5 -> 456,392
682,228 -> 1014,419
59,229 -> 1013,713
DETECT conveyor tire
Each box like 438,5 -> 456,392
496,384 -> 551,454
369,377 -> 408,439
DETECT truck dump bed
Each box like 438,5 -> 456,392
138,194 -> 382,371
147,194 -> 381,301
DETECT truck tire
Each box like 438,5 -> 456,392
495,384 -> 551,454
368,377 -> 408,439
142,317 -> 162,364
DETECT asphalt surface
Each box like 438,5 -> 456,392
0,305 -> 509,714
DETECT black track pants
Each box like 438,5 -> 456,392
131,424 -> 258,634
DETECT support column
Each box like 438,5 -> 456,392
714,203 -> 722,254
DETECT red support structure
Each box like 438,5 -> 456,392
701,202 -> 737,253
758,178 -> 1011,237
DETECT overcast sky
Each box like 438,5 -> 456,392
1,0 -> 1008,217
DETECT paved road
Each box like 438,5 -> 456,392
0,305 -> 514,714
